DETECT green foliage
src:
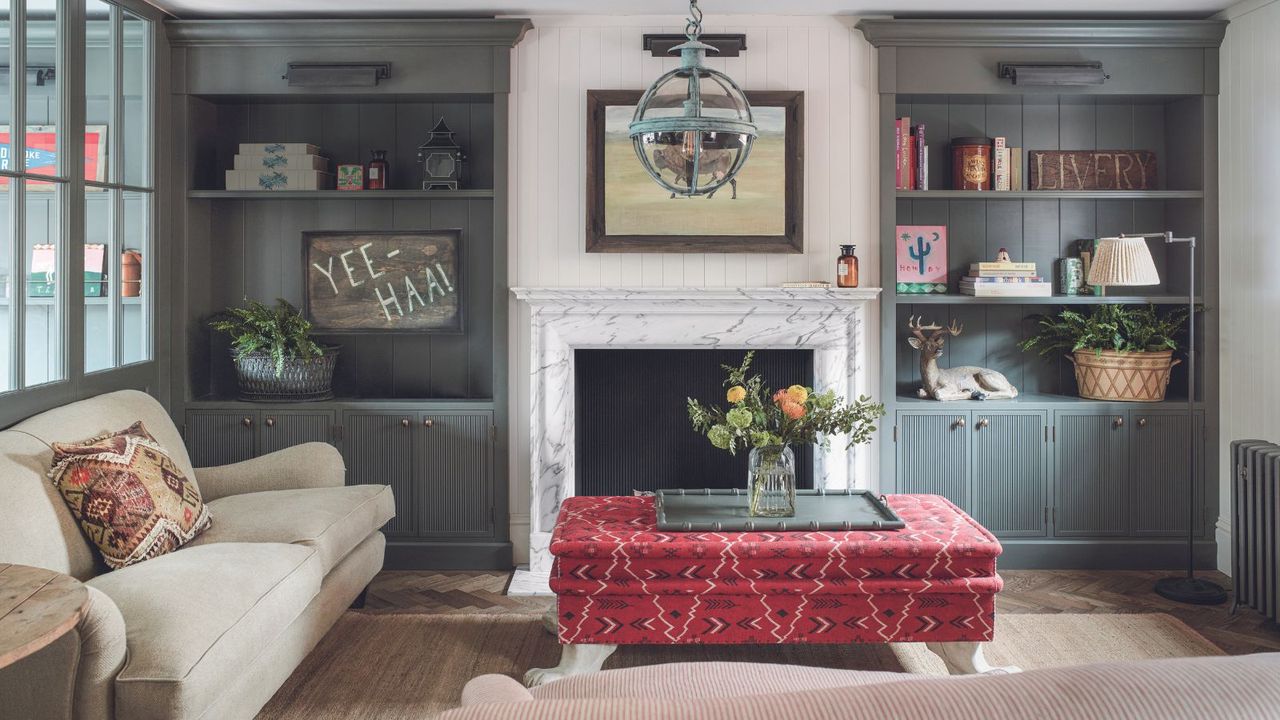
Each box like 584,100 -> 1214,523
687,351 -> 887,456
209,299 -> 325,378
1018,304 -> 1191,357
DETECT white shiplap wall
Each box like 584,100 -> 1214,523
1216,0 -> 1280,573
506,16 -> 880,562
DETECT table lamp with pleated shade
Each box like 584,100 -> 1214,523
1086,236 -> 1161,291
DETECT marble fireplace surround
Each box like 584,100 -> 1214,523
511,286 -> 882,574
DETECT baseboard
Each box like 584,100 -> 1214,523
384,540 -> 514,570
998,538 -> 1218,570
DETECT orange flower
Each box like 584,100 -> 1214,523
726,386 -> 747,404
772,389 -> 789,404
780,400 -> 805,419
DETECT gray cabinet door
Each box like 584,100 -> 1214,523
185,410 -> 257,467
972,411 -> 1048,537
1130,410 -> 1203,537
342,411 -> 416,537
414,410 -> 494,538
259,411 -> 334,455
1054,411 -> 1129,537
896,411 -> 970,509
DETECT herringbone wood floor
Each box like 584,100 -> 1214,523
364,569 -> 1280,655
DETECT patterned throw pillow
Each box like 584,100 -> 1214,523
49,422 -> 211,570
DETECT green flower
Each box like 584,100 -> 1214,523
726,407 -> 753,429
707,425 -> 733,450
815,390 -> 837,410
751,430 -> 778,448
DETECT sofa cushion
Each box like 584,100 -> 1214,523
49,422 -> 212,569
187,484 -> 393,574
87,542 -> 322,720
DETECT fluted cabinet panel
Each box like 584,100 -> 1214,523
1055,412 -> 1129,537
259,411 -> 334,456
973,412 -> 1047,537
1130,411 -> 1203,537
897,412 -> 970,509
416,411 -> 494,538
185,411 -> 257,468
343,412 -> 416,537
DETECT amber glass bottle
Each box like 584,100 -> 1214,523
366,150 -> 389,190
836,244 -> 859,288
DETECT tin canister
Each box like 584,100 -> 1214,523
1058,258 -> 1083,296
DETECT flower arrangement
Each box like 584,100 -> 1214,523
687,351 -> 886,455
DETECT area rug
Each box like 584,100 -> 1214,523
256,612 -> 1223,720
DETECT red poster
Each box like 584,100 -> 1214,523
0,125 -> 107,187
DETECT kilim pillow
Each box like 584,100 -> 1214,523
48,421 -> 211,570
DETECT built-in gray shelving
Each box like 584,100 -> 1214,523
895,294 -> 1203,305
188,189 -> 496,200
896,190 -> 1204,200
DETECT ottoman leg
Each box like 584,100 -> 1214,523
524,643 -> 618,688
925,641 -> 1022,675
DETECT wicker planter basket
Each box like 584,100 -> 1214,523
1068,349 -> 1181,402
232,348 -> 338,402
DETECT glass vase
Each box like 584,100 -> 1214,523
748,445 -> 796,518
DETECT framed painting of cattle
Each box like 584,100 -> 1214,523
585,90 -> 803,253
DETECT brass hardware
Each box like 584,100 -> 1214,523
953,418 -> 966,430
401,418 -> 411,428
1137,417 -> 1148,428
1113,416 -> 1125,429
241,417 -> 252,427
976,418 -> 990,430
423,419 -> 435,428
265,417 -> 276,427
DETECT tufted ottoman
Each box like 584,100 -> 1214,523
524,493 -> 1016,686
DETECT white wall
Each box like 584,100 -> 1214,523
506,15 -> 880,563
1216,0 -> 1280,573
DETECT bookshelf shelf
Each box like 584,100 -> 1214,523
187,189 -> 495,200
895,190 -> 1203,200
893,294 -> 1202,305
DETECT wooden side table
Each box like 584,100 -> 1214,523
0,563 -> 89,669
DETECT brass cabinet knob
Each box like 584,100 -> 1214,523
976,418 -> 990,430
401,418 -> 411,428
423,419 -> 435,428
953,418 -> 966,430
1137,417 -> 1148,428
264,417 -> 276,428
1113,416 -> 1125,429
241,417 -> 253,427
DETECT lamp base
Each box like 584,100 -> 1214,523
1154,575 -> 1228,606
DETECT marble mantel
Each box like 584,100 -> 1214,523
511,286 -> 881,574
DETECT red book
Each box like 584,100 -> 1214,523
906,134 -> 916,191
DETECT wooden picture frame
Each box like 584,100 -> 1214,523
302,229 -> 463,334
586,90 -> 804,254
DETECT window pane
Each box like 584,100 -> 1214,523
121,190 -> 146,364
83,188 -> 112,373
23,3 -> 59,177
25,178 -> 60,385
121,10 -> 147,187
0,3 -> 11,391
85,0 -> 110,185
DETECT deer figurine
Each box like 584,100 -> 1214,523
907,316 -> 1019,401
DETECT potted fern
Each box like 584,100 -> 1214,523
1018,304 -> 1189,402
210,299 -> 338,402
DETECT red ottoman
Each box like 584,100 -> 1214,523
524,494 -> 1017,686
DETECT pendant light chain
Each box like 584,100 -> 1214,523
685,0 -> 703,41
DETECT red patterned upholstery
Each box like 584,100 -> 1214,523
550,494 -> 1001,646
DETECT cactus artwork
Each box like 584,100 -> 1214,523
896,225 -> 948,294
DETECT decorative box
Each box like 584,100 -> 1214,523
233,154 -> 329,171
337,164 -> 364,191
237,142 -> 320,157
225,169 -> 334,191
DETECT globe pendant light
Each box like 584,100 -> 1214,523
628,0 -> 757,198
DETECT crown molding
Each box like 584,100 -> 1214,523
856,19 -> 1227,48
166,18 -> 533,48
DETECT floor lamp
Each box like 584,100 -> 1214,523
1087,233 -> 1227,605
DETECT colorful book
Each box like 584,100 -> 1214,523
969,261 -> 1036,273
914,123 -> 927,190
959,281 -> 1053,297
962,275 -> 1044,283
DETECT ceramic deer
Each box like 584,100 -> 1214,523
907,316 -> 1019,401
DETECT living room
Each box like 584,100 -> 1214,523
0,0 -> 1277,717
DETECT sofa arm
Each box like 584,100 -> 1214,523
460,675 -> 535,707
195,442 -> 346,501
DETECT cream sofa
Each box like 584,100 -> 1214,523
440,655 -> 1280,720
0,389 -> 395,720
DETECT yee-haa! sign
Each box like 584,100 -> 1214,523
303,230 -> 462,333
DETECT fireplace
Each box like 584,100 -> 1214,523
512,286 -> 881,575
575,349 -> 815,496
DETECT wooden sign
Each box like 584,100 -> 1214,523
303,230 -> 462,333
1028,150 -> 1157,191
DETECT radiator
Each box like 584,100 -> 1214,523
1232,440 -> 1280,619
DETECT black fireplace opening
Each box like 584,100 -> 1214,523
575,349 -> 815,496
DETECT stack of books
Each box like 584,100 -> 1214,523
895,117 -> 928,190
992,137 -> 1024,191
960,261 -> 1052,297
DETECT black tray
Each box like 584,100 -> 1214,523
654,488 -> 906,532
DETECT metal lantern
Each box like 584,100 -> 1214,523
628,0 -> 756,198
416,117 -> 466,190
